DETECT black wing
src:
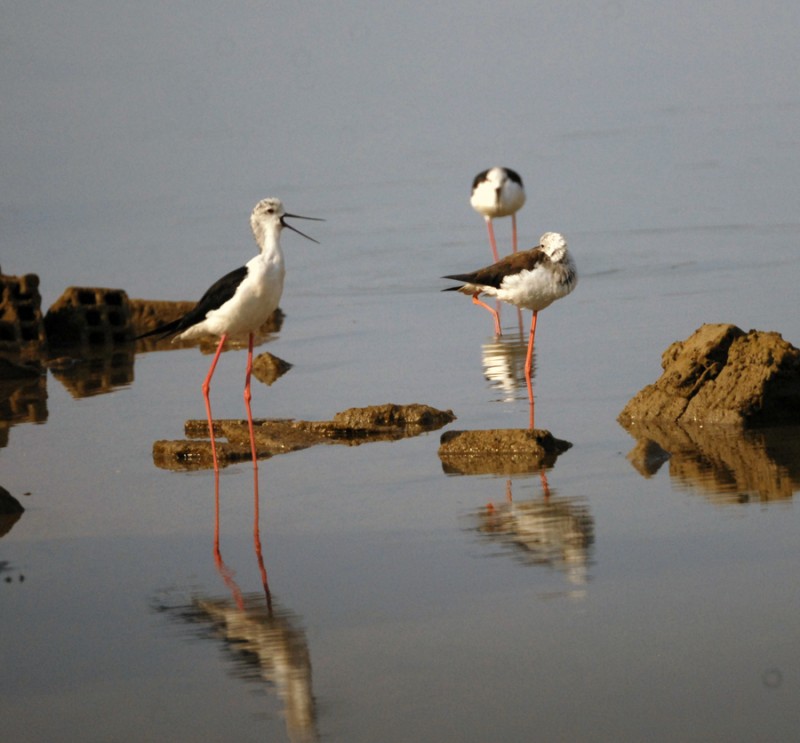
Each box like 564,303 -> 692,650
136,265 -> 248,340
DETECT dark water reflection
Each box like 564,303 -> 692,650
46,347 -> 135,399
0,375 -> 47,447
623,420 -> 800,504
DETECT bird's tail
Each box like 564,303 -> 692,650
134,317 -> 182,341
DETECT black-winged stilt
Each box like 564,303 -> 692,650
443,232 -> 577,422
137,197 -> 322,471
470,167 -> 526,262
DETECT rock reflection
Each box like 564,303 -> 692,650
621,419 -> 800,504
472,480 -> 594,588
481,332 -> 531,402
47,347 -> 134,398
0,371 -> 47,447
0,485 -> 25,539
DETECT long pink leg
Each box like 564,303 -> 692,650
511,213 -> 519,253
203,334 -> 228,472
243,332 -> 258,470
471,294 -> 502,336
485,217 -> 500,262
524,311 -> 538,428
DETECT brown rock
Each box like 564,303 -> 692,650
251,352 -> 292,386
44,287 -> 132,346
331,403 -> 455,430
438,428 -> 571,476
153,403 -> 456,470
619,324 -> 800,428
0,271 -> 46,351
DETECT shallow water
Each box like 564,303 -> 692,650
3,3 -> 800,741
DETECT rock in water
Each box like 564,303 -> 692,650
618,323 -> 800,428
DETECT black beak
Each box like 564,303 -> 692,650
282,212 -> 324,244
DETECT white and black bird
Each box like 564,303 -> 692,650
470,167 -> 526,262
137,197 -> 322,471
443,232 -> 577,419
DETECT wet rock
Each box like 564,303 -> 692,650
619,324 -> 800,428
44,287 -> 133,347
153,403 -> 456,470
0,270 -> 46,351
330,403 -> 455,430
438,429 -> 572,476
251,352 -> 292,386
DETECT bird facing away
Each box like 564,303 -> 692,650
443,232 -> 577,421
470,167 -> 526,262
137,197 -> 322,471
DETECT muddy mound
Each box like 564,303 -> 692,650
619,324 -> 800,428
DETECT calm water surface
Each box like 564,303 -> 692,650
2,3 -> 800,741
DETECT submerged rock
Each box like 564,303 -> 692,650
619,324 -> 800,428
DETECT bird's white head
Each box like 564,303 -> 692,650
250,197 -> 322,248
538,232 -> 568,259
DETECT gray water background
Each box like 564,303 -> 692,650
2,3 -> 800,741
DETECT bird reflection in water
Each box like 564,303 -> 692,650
207,468 -> 318,742
481,331 -> 540,427
155,470 -> 318,742
481,331 -> 532,403
475,473 -> 594,591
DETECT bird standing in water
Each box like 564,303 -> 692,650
470,167 -> 526,262
137,197 -> 322,471
443,232 -> 577,426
